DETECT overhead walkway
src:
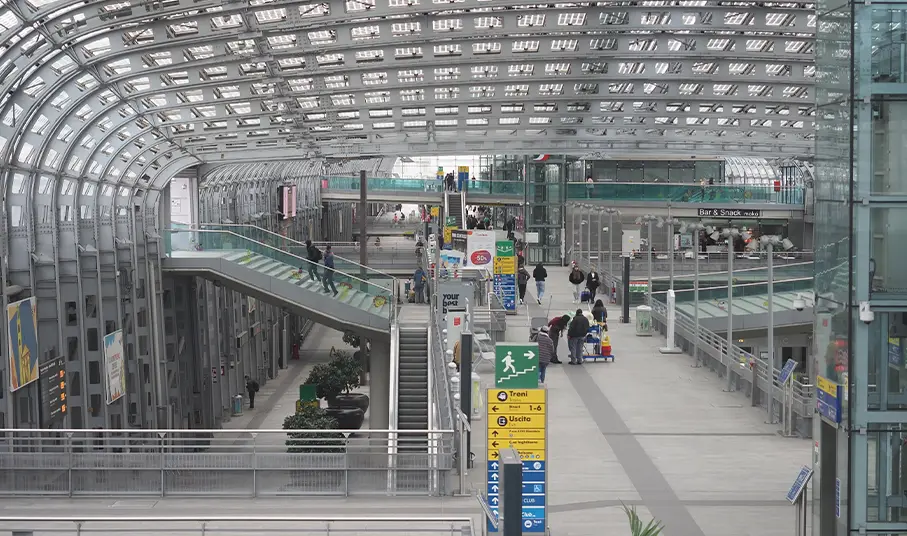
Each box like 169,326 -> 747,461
320,177 -> 522,204
163,228 -> 395,339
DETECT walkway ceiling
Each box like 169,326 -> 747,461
0,0 -> 817,198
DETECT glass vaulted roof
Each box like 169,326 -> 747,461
0,0 -> 816,174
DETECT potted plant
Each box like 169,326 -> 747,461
282,403 -> 346,453
622,503 -> 664,536
328,350 -> 370,412
304,361 -> 365,430
341,331 -> 369,385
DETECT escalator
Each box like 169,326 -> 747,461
162,228 -> 394,338
397,325 -> 429,453
445,190 -> 465,229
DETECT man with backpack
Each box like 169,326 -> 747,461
517,266 -> 531,305
304,239 -> 322,282
245,375 -> 260,409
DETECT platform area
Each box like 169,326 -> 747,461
0,267 -> 812,536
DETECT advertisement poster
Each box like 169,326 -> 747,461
438,281 -> 472,317
440,250 -> 465,278
7,297 -> 39,391
466,230 -> 495,267
104,330 -> 126,404
443,216 -> 458,249
493,241 -> 517,311
451,229 -> 468,254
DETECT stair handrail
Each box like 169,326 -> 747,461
458,190 -> 467,226
166,228 -> 395,296
387,323 -> 400,493
198,223 -> 399,281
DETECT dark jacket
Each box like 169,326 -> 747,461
568,269 -> 585,284
591,304 -> 607,322
567,314 -> 590,338
537,333 -> 554,366
517,267 -> 531,285
306,245 -> 321,262
586,272 -> 601,289
533,265 -> 547,281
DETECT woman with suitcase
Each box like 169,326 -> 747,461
568,265 -> 586,303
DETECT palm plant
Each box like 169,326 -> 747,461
622,503 -> 664,536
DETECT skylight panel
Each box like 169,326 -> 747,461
254,8 -> 287,23
518,14 -> 545,27
474,16 -> 501,29
352,25 -> 380,40
362,72 -> 388,85
365,91 -> 391,104
346,0 -> 376,12
356,50 -> 384,63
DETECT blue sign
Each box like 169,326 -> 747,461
835,478 -> 841,518
493,274 -> 517,311
778,359 -> 798,384
889,338 -> 902,367
487,460 -> 547,533
786,466 -> 813,504
816,376 -> 843,426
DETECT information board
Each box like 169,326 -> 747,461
486,388 -> 547,533
494,343 -> 539,389
816,375 -> 842,427
493,241 -> 517,311
38,356 -> 67,426
778,359 -> 798,384
785,466 -> 813,504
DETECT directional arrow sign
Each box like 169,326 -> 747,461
494,343 -> 541,389
491,472 -> 499,480
492,405 -> 499,412
491,484 -> 499,492
491,462 -> 499,469
491,430 -> 499,437
491,497 -> 499,505
491,441 -> 499,448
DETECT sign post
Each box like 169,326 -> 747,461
816,375 -> 843,431
493,241 -> 517,312
486,388 -> 547,533
774,359 -> 798,427
38,357 -> 67,427
659,289 -> 682,354
494,343 -> 539,389
497,448 -> 523,536
786,466 -> 813,536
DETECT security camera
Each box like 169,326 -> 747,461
860,301 -> 875,325
793,294 -> 806,311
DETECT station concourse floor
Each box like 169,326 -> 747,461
0,267 -> 812,536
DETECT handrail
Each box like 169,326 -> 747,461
0,427 -> 457,433
165,228 -> 393,294
387,323 -> 400,494
650,276 -> 813,295
199,222 -> 398,281
661,261 -> 814,281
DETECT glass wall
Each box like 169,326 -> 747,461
814,1 -> 907,534
583,159 -> 723,183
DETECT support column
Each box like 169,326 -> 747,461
459,331 -> 474,467
621,255 -> 630,323
359,170 -> 368,286
368,339 -> 390,431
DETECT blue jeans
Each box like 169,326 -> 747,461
539,363 -> 548,383
568,337 -> 584,363
536,280 -> 545,300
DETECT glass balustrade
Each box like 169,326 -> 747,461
164,229 -> 394,315
655,277 -> 815,303
197,224 -> 397,286
319,176 -> 523,196
563,183 -> 804,205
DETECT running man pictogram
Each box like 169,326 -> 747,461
502,351 -> 516,374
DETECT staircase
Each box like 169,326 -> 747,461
446,190 -> 465,228
397,326 -> 429,452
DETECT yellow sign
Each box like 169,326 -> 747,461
430,206 -> 440,217
490,414 -> 545,428
489,389 -> 546,404
489,449 -> 545,461
296,399 -> 318,412
489,438 -> 545,450
443,226 -> 453,244
489,427 -> 546,440
493,256 -> 515,275
817,376 -> 838,398
489,403 -> 545,414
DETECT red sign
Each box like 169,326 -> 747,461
471,250 -> 492,264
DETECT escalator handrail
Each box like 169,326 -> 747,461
388,323 -> 400,467
167,228 -> 394,294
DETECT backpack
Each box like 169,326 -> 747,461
250,380 -> 260,392
518,269 -> 530,285
312,247 -> 323,261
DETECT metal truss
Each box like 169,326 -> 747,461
0,0 -> 816,195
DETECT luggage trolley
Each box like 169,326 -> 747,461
583,321 -> 614,362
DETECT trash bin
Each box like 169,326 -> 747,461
232,394 -> 244,416
635,305 -> 653,336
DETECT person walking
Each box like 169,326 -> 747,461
536,326 -> 554,385
586,269 -> 601,302
532,262 -> 548,304
245,375 -> 260,409
547,314 -> 570,364
568,264 -> 586,303
517,265 -> 531,305
566,309 -> 590,365
591,299 -> 608,324
304,240 -> 322,282
413,266 -> 427,303
322,245 -> 338,296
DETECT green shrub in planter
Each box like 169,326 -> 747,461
622,503 -> 663,536
282,403 -> 346,453
327,350 -> 370,411
304,363 -> 344,401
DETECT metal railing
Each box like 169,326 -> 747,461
0,429 -> 455,497
0,516 -> 475,535
647,299 -> 813,436
564,182 -> 806,204
387,324 -> 401,494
